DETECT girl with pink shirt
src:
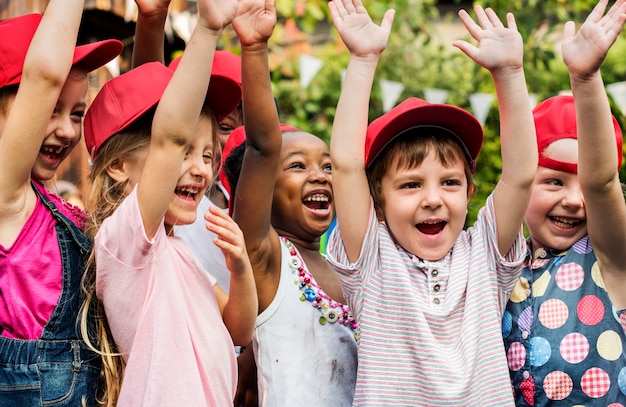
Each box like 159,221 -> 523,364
80,0 -> 258,405
0,1 -> 121,405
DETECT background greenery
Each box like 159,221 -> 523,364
222,0 -> 626,225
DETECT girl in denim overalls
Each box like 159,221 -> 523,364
0,2 -> 121,405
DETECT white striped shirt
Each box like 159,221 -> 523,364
326,194 -> 525,406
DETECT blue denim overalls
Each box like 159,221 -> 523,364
0,184 -> 101,406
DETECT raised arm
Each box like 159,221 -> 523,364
138,0 -> 237,239
563,0 -> 626,305
131,0 -> 172,67
0,0 -> 85,209
329,0 -> 395,263
230,0 -> 281,265
453,6 -> 537,255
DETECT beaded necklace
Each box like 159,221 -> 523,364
281,237 -> 358,340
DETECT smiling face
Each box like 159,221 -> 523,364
271,131 -> 334,242
164,113 -> 214,227
380,149 -> 469,261
525,138 -> 586,251
32,69 -> 88,182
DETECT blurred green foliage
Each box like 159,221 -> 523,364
223,0 -> 626,225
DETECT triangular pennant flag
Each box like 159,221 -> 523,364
299,55 -> 324,88
125,1 -> 137,22
105,57 -> 120,78
607,81 -> 626,115
528,93 -> 539,109
380,79 -> 405,112
170,11 -> 194,44
424,88 -> 448,104
469,93 -> 494,125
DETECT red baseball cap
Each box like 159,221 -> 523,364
218,123 -> 299,199
365,97 -> 483,172
533,95 -> 623,173
84,62 -> 173,159
0,14 -> 123,88
168,50 -> 242,122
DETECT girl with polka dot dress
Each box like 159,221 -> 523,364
503,0 -> 626,405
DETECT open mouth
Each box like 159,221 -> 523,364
549,216 -> 583,229
303,193 -> 330,211
175,186 -> 200,202
416,220 -> 446,235
40,145 -> 64,161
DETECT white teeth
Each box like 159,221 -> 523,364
304,194 -> 329,202
42,146 -> 63,154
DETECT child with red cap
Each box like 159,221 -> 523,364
503,1 -> 626,405
0,1 -> 122,405
79,0 -> 257,405
327,0 -> 537,405
219,0 -> 358,405
131,0 -> 244,292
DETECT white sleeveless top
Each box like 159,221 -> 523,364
253,238 -> 358,407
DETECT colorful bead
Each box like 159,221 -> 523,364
281,237 -> 358,337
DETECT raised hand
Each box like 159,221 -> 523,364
329,0 -> 395,57
205,205 -> 252,276
196,0 -> 239,33
453,6 -> 523,73
562,0 -> 626,77
134,0 -> 171,18
233,0 -> 277,46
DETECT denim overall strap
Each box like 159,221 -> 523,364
0,184 -> 101,406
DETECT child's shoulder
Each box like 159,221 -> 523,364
33,181 -> 88,229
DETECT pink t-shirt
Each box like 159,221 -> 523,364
95,187 -> 236,406
0,182 -> 86,340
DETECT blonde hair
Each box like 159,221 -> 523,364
79,112 -> 153,406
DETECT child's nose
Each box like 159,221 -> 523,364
562,185 -> 584,208
53,116 -> 78,144
422,186 -> 442,208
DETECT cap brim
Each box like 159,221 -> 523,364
366,101 -> 483,170
72,39 -> 123,73
5,38 -> 123,87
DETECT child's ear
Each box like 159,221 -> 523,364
105,157 -> 131,183
467,183 -> 475,199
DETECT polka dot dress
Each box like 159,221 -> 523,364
503,236 -> 626,406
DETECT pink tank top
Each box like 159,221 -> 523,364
0,183 -> 85,339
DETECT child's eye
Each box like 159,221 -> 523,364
323,163 -> 332,172
71,110 -> 85,123
288,162 -> 305,170
401,182 -> 420,189
547,179 -> 563,187
203,153 -> 213,164
218,124 -> 235,135
443,179 -> 461,187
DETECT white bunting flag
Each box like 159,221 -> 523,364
105,57 -> 120,78
607,81 -> 626,115
299,55 -> 324,89
424,88 -> 449,104
528,93 -> 539,109
380,79 -> 405,112
469,93 -> 494,125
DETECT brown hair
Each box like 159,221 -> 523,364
366,127 -> 474,219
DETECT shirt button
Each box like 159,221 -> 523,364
431,269 -> 439,277
522,331 -> 529,339
433,298 -> 440,305
433,284 -> 441,292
